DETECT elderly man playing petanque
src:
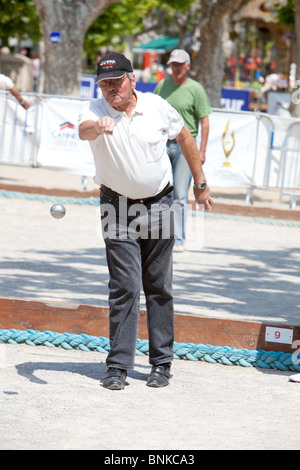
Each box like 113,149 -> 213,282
79,52 -> 213,390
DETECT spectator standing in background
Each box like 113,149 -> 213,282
154,49 -> 212,252
0,73 -> 30,109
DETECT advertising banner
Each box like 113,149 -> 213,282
1,91 -> 300,191
204,111 -> 257,187
205,110 -> 300,189
221,88 -> 250,112
36,97 -> 95,176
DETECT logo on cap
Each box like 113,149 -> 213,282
101,60 -> 117,69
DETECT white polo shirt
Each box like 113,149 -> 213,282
79,91 -> 184,199
0,74 -> 14,90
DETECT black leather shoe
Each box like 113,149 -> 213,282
102,367 -> 127,390
147,362 -> 172,388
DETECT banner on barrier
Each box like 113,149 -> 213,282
35,97 -> 259,186
204,111 -> 298,189
204,111 -> 256,187
1,91 -> 300,190
36,97 -> 94,176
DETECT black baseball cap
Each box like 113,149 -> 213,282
96,52 -> 133,83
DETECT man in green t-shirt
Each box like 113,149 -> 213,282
154,49 -> 212,252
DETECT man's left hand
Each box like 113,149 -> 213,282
193,186 -> 213,211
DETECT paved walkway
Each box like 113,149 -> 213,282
1,343 -> 299,451
0,164 -> 299,450
0,164 -> 299,326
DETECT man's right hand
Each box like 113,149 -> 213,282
95,116 -> 115,135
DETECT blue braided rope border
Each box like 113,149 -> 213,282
1,328 -> 300,372
0,190 -> 99,206
1,190 -> 299,227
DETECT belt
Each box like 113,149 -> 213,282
101,183 -> 173,205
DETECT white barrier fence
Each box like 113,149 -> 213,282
1,91 -> 300,205
0,91 -> 93,175
0,92 -> 41,167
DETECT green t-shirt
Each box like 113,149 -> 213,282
154,78 -> 212,136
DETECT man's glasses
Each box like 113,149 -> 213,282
98,75 -> 128,89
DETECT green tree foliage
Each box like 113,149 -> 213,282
84,0 -> 196,59
274,0 -> 295,27
0,0 -> 195,57
0,0 -> 42,47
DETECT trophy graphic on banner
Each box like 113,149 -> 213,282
222,120 -> 235,166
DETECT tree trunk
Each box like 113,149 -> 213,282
33,0 -> 120,96
289,0 -> 300,117
192,0 -> 248,107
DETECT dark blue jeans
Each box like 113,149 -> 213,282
100,190 -> 175,370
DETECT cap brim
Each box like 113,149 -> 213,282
96,71 -> 127,83
167,58 -> 189,65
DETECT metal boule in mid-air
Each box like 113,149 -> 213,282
50,203 -> 66,219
